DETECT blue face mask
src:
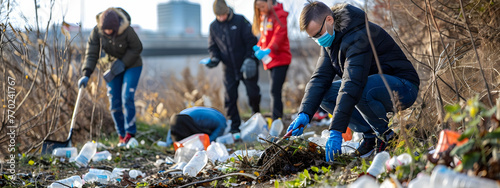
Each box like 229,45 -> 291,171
314,29 -> 335,48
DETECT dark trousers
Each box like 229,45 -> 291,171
224,68 -> 261,133
269,65 -> 289,120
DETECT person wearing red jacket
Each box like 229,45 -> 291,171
252,0 -> 291,122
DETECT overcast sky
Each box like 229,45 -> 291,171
8,0 -> 360,36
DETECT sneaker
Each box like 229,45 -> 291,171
117,135 -> 126,147
375,130 -> 396,154
352,137 -> 377,158
124,133 -> 135,143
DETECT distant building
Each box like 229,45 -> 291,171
157,0 -> 201,37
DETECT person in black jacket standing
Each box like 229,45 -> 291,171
287,1 -> 420,160
203,0 -> 260,137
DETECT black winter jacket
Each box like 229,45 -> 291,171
298,4 -> 420,132
208,9 -> 257,77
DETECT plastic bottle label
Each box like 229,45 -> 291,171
66,151 -> 71,158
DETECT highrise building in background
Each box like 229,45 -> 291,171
157,0 -> 201,37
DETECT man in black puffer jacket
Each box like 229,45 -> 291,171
204,0 -> 261,137
287,1 -> 420,160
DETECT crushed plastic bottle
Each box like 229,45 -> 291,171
240,113 -> 269,142
174,147 -> 199,163
380,174 -> 403,188
83,169 -> 112,184
48,175 -> 83,188
174,133 -> 210,151
92,150 -> 112,162
341,141 -> 360,154
74,141 -> 97,167
183,150 -> 208,177
52,147 -> 78,159
269,118 -> 284,137
408,174 -> 431,188
308,136 -> 327,147
206,142 -> 229,162
350,175 -> 379,188
126,138 -> 139,149
129,170 -> 145,179
111,168 -> 129,180
386,153 -> 412,171
366,151 -> 390,177
216,133 -> 235,145
430,165 -> 500,188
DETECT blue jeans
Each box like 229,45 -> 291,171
320,74 -> 418,138
107,66 -> 142,137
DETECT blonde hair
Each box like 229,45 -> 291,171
252,0 -> 276,36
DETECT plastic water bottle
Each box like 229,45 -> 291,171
269,119 -> 284,137
129,170 -> 145,179
83,169 -> 111,184
408,174 -> 432,188
74,141 -> 97,167
430,165 -> 500,188
216,133 -> 235,145
350,175 -> 379,188
174,147 -> 199,163
126,138 -> 139,149
366,151 -> 390,177
386,153 -> 413,171
48,175 -> 83,188
92,150 -> 112,162
111,168 -> 129,179
183,150 -> 208,177
262,54 -> 272,64
206,142 -> 229,162
52,147 -> 78,159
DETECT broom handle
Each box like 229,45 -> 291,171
67,87 -> 84,140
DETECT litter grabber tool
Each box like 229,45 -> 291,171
41,87 -> 84,154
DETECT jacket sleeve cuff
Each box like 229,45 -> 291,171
82,69 -> 92,77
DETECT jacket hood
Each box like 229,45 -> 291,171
331,4 -> 367,31
96,7 -> 130,35
273,3 -> 288,18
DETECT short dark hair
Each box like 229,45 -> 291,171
300,0 -> 333,31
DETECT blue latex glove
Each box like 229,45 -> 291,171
253,45 -> 271,60
78,76 -> 89,88
286,112 -> 309,136
200,57 -> 220,68
325,130 -> 342,162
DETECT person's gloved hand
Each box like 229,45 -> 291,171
240,58 -> 257,79
78,76 -> 89,88
325,130 -> 342,162
253,45 -> 271,60
286,112 -> 309,136
200,57 -> 220,68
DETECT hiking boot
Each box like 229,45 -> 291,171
352,136 -> 376,158
118,135 -> 126,147
375,130 -> 396,154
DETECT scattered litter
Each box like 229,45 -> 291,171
48,175 -> 82,188
92,150 -> 112,162
183,150 -> 208,177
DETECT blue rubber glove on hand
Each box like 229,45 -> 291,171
78,76 -> 89,88
200,57 -> 220,68
325,130 -> 342,162
253,45 -> 271,60
286,112 -> 309,136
